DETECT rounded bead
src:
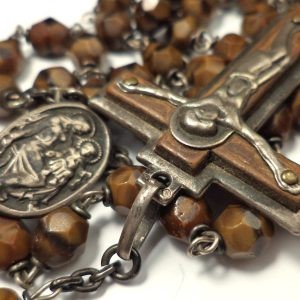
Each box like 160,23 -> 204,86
32,207 -> 89,268
213,205 -> 274,259
136,0 -> 172,33
0,288 -> 19,300
181,0 -> 218,18
69,36 -> 105,68
242,3 -> 276,38
96,0 -> 131,15
0,75 -> 20,118
96,11 -> 131,50
261,106 -> 293,141
110,63 -> 153,82
187,54 -> 225,88
239,0 -> 261,13
214,34 -> 247,62
143,43 -> 185,75
0,39 -> 23,77
161,196 -> 211,242
81,77 -> 107,99
28,18 -> 71,57
0,217 -> 31,270
33,67 -> 78,90
107,166 -> 145,216
171,15 -> 199,48
291,88 -> 300,129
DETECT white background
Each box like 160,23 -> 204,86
0,1 -> 300,300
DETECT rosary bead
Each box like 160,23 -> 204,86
69,36 -> 105,68
96,0 -> 131,15
261,106 -> 293,141
143,43 -> 185,75
213,205 -> 274,259
135,0 -> 172,33
96,11 -> 131,51
110,63 -> 154,82
242,3 -> 276,38
214,34 -> 247,62
107,166 -> 145,216
171,15 -> 199,48
239,0 -> 261,13
291,89 -> 300,129
0,217 -> 31,270
81,77 -> 107,99
187,54 -> 225,88
32,207 -> 89,268
161,196 -> 211,242
28,18 -> 71,57
0,39 -> 23,77
0,288 -> 19,300
33,67 -> 78,90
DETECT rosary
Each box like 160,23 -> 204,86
0,0 -> 299,299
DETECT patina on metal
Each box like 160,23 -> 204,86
0,103 -> 110,217
89,8 -> 300,260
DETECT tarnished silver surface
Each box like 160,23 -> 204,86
0,103 -> 110,217
117,177 -> 162,260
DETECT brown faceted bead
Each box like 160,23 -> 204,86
242,3 -> 276,38
213,205 -> 274,259
171,15 -> 199,48
0,288 -> 19,300
214,34 -> 247,62
0,75 -> 20,118
187,54 -> 225,88
0,39 -> 23,77
139,0 -> 172,20
96,0 -> 131,15
0,217 -> 31,270
110,63 -> 153,82
107,166 -> 145,216
136,0 -> 172,33
161,196 -> 211,242
69,36 -> 105,68
28,18 -> 71,57
261,106 -> 293,141
96,11 -> 131,50
32,207 -> 89,268
143,43 -> 185,75
291,89 -> 300,129
239,0 -> 262,13
81,76 -> 107,99
33,67 -> 78,90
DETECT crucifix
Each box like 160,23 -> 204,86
89,7 -> 300,260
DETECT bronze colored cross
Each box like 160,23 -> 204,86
90,7 -> 300,259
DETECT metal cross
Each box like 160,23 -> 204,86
90,7 -> 300,259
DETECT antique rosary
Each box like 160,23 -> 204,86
0,0 -> 299,299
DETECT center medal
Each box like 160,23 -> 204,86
0,102 -> 110,217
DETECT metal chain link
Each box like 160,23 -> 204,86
4,87 -> 89,113
8,257 -> 44,289
188,225 -> 224,257
23,245 -> 141,300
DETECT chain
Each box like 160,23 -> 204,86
188,225 -> 224,257
8,257 -> 45,290
23,244 -> 141,300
